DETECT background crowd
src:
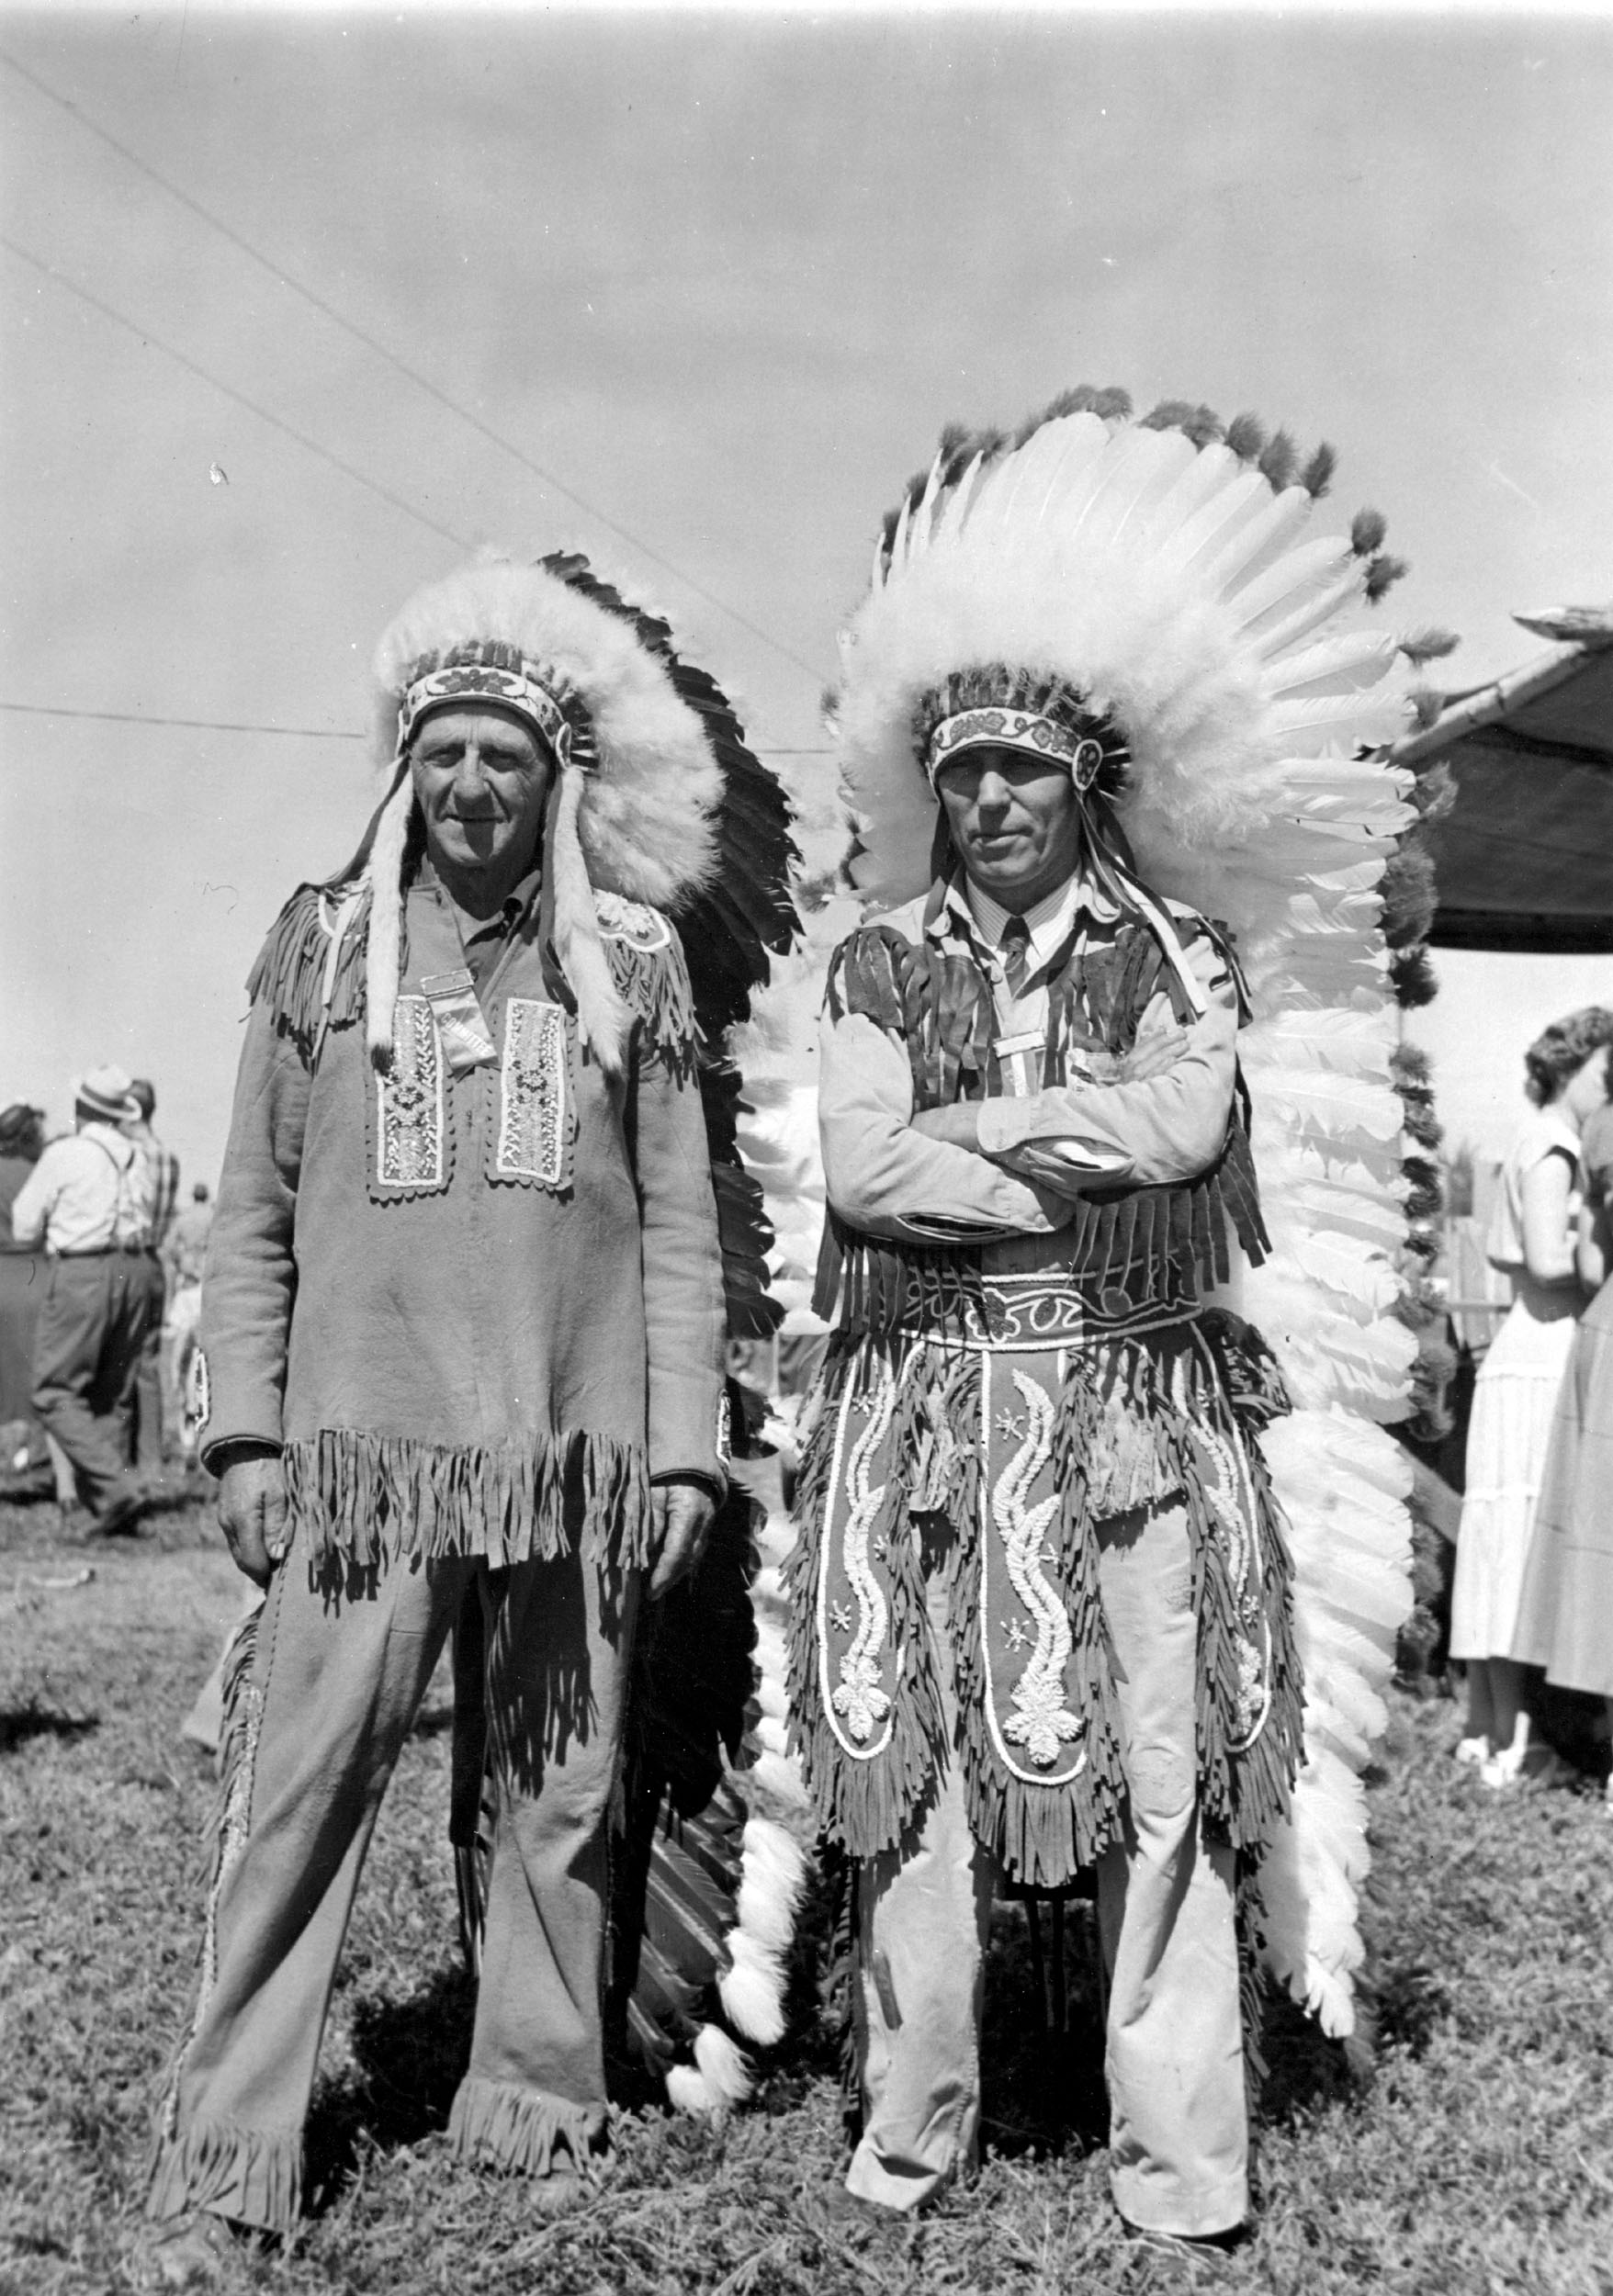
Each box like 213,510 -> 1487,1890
1448,1007 -> 1613,1810
0,1070 -> 211,1533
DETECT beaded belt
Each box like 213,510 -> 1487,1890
890,1266 -> 1201,1351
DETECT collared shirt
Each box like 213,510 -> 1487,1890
417,856 -> 546,994
11,1123 -> 144,1255
956,874 -> 1108,1045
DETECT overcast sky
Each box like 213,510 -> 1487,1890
2,5 -> 1610,1178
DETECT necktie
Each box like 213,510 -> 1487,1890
1000,913 -> 1032,999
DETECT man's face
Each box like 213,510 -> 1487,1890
409,705 -> 554,882
934,744 -> 1084,909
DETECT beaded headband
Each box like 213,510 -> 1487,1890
395,642 -> 587,769
924,706 -> 1106,793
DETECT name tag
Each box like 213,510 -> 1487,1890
992,1030 -> 1043,1098
991,1033 -> 1105,1097
419,968 -> 497,1075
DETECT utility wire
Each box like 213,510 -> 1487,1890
0,700 -> 361,739
3,235 -> 468,551
0,696 -> 832,754
2,50 -> 825,687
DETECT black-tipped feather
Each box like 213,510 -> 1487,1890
1258,430 -> 1298,492
1364,554 -> 1408,603
1301,442 -> 1337,500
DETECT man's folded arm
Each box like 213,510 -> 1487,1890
818,1007 -> 1075,1244
977,996 -> 1239,1195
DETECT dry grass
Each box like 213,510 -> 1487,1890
2,1486 -> 1610,2296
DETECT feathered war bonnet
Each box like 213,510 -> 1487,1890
832,387 -> 1419,973
357,555 -> 726,1075
834,389 -> 1458,2040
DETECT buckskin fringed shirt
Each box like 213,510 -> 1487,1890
197,863 -> 728,1572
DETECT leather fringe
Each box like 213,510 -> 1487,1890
603,924 -> 699,1079
149,1608 -> 282,2220
787,1319 -> 1304,1887
784,1338 -> 949,1860
817,918 -> 1271,1329
146,2115 -> 302,2234
282,1428 -> 652,1571
247,882 -> 370,1059
447,2076 -> 604,2178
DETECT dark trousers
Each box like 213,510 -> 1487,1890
132,1257 -> 168,1468
31,1253 -> 163,1516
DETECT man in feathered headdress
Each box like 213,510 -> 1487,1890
146,556 -> 758,2277
788,390 -> 1419,2256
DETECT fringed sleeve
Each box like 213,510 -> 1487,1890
598,895 -> 700,1081
245,881 -> 369,1061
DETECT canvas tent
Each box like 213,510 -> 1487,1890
1393,607 -> 1613,954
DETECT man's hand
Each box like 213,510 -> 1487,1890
648,1477 -> 718,1599
910,1104 -> 981,1151
1115,1028 -> 1194,1085
217,1454 -> 290,1585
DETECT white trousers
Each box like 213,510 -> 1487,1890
845,1501 -> 1250,2237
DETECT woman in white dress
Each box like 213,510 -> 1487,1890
1449,1007 -> 1613,1788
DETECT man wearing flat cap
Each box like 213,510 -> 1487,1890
145,556 -> 744,2281
11,1063 -> 163,1533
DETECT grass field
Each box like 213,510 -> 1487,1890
3,1485 -> 1610,2296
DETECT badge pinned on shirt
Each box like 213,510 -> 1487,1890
419,969 -> 498,1075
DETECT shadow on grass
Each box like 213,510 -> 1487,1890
1258,1950 -> 1451,2133
1259,1984 -> 1362,2125
0,1696 -> 99,1752
979,1898 -> 1110,2162
303,1964 -> 477,2215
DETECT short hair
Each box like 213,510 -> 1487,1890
0,1102 -> 44,1156
193,1181 -> 210,1203
1524,1007 -> 1613,1106
129,1078 -> 156,1120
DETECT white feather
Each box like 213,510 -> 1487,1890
1201,487 -> 1315,601
665,2063 -> 719,2115
552,767 -> 630,1077
361,771 -> 416,1062
737,1817 -> 808,1951
718,1930 -> 787,2045
692,2022 -> 754,2106
749,1747 -> 810,1806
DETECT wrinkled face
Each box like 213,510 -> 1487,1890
409,704 -> 554,881
933,743 -> 1084,909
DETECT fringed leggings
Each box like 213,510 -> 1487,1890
846,1501 -> 1249,2236
147,1528 -> 637,2232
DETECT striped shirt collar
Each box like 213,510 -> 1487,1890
937,871 -> 1121,970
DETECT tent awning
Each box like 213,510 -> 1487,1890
1390,608 -> 1613,955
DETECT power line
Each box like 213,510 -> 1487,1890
0,700 -> 361,739
0,696 -> 832,754
2,235 -> 468,551
2,50 -> 824,688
